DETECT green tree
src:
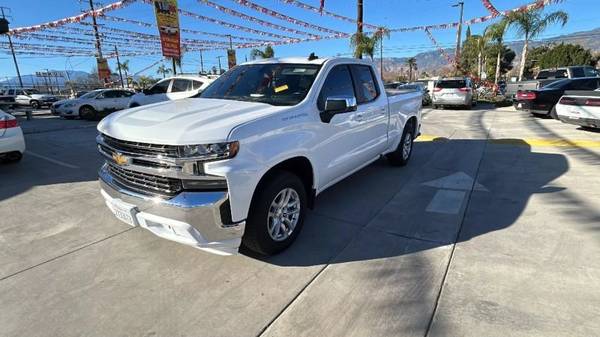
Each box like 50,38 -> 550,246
537,43 -> 596,69
351,28 -> 389,61
156,64 -> 171,79
485,20 -> 509,84
505,7 -> 568,80
117,60 -> 130,87
137,75 -> 157,89
484,45 -> 515,82
250,46 -> 275,60
405,57 -> 417,81
522,45 -> 550,78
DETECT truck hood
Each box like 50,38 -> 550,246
97,98 -> 288,144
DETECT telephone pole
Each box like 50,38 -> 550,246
216,56 -> 224,74
199,50 -> 204,74
452,1 -> 464,71
88,0 -> 103,59
172,58 -> 177,75
114,45 -> 124,88
0,7 -> 23,88
356,0 -> 363,59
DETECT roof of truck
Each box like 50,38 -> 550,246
241,57 -> 376,66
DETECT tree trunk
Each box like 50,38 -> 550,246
495,50 -> 501,84
124,70 -> 129,88
478,51 -> 482,79
519,38 -> 529,81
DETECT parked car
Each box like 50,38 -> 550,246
97,57 -> 422,256
51,89 -> 135,120
392,83 -> 431,106
0,109 -> 25,163
514,77 -> 600,118
506,66 -> 599,101
432,77 -> 477,109
555,88 -> 600,129
0,89 -> 16,104
11,88 -> 59,109
128,75 -> 216,108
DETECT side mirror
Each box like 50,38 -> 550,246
321,97 -> 357,123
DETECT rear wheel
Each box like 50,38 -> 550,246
242,171 -> 307,256
79,106 -> 97,120
1,151 -> 22,163
387,120 -> 414,166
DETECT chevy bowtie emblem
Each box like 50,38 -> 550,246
112,152 -> 128,166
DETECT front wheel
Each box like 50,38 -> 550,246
79,106 -> 97,120
242,171 -> 307,255
387,121 -> 414,166
30,100 -> 40,109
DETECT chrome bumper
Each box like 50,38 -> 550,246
99,164 -> 245,255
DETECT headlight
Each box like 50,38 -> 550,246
179,141 -> 239,160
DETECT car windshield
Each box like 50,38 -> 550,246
79,90 -> 102,99
199,64 -> 321,106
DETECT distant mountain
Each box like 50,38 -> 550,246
0,70 -> 90,89
383,27 -> 600,77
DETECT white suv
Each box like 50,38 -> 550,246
128,75 -> 216,108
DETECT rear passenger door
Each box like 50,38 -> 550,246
349,64 -> 389,156
115,90 -> 134,110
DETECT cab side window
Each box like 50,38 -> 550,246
192,80 -> 204,90
171,79 -> 192,93
350,65 -> 379,104
149,80 -> 171,94
103,90 -> 120,99
317,65 -> 355,111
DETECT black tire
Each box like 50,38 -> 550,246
79,105 -> 97,120
387,120 -> 415,166
30,100 -> 40,109
242,171 -> 307,255
2,151 -> 22,163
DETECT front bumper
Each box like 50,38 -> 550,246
99,164 -> 245,255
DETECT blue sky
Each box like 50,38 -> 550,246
0,0 -> 598,79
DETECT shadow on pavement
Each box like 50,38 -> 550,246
251,138 -> 569,267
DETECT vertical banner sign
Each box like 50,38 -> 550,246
153,0 -> 181,58
97,58 -> 111,83
227,49 -> 237,69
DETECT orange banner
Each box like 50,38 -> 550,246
97,58 -> 111,82
153,0 -> 181,58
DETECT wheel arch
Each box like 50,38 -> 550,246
254,156 -> 316,209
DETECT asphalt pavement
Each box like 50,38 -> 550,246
1,106 -> 599,337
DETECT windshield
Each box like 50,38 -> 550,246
79,90 -> 102,99
199,64 -> 321,106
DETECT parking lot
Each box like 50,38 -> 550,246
1,105 -> 599,337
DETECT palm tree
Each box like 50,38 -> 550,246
485,20 -> 509,84
156,64 -> 171,79
405,57 -> 417,81
373,27 -> 390,79
117,60 -> 130,87
505,8 -> 568,81
250,46 -> 275,60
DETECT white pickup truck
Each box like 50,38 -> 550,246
97,57 -> 422,255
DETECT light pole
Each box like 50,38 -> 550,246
0,7 -> 23,88
356,0 -> 363,59
452,1 -> 464,72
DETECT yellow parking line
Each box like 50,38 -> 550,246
416,134 -> 448,142
491,138 -> 600,148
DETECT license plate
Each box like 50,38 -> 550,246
110,199 -> 138,227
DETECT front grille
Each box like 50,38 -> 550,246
102,134 -> 180,158
107,163 -> 183,197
